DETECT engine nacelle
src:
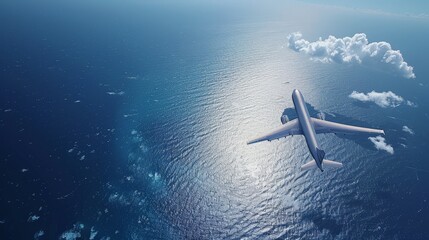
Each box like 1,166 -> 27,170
317,112 -> 326,120
280,115 -> 289,124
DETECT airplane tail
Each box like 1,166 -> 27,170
316,148 -> 325,161
301,148 -> 342,171
301,159 -> 343,171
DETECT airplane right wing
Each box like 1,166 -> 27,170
312,118 -> 384,135
247,119 -> 302,144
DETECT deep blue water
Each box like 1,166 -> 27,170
1,1 -> 429,239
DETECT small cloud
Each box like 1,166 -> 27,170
34,230 -> 44,240
90,227 -> 98,240
287,32 -> 415,78
123,113 -> 139,118
27,215 -> 40,222
406,100 -> 417,107
369,135 -> 394,154
59,223 -> 84,240
349,91 -> 405,107
402,126 -> 415,135
148,172 -> 161,182
106,91 -> 125,96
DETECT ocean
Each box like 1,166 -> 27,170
0,0 -> 428,239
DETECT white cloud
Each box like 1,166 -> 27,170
60,223 -> 84,240
402,125 -> 415,135
406,100 -> 417,107
34,230 -> 44,240
27,215 -> 40,222
106,91 -> 125,96
90,227 -> 98,240
287,32 -> 415,78
349,91 -> 415,108
369,136 -> 394,154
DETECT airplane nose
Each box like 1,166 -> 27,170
292,89 -> 300,97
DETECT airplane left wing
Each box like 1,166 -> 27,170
247,119 -> 302,144
312,118 -> 384,135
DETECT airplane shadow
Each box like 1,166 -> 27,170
281,103 -> 381,151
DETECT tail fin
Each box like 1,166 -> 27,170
301,160 -> 317,171
323,159 -> 343,168
316,148 -> 325,160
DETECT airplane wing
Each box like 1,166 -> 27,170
311,118 -> 384,135
247,119 -> 302,144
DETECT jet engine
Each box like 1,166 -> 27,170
280,115 -> 289,124
317,112 -> 326,120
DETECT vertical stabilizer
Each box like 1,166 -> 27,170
316,148 -> 325,161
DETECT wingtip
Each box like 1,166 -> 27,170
247,139 -> 257,145
247,137 -> 264,145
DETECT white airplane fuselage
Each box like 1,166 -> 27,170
291,89 -> 325,171
247,89 -> 385,172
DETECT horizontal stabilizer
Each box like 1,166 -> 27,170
323,159 -> 343,168
301,160 -> 317,171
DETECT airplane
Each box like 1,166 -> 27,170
247,89 -> 384,172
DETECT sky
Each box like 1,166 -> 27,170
301,0 -> 429,16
